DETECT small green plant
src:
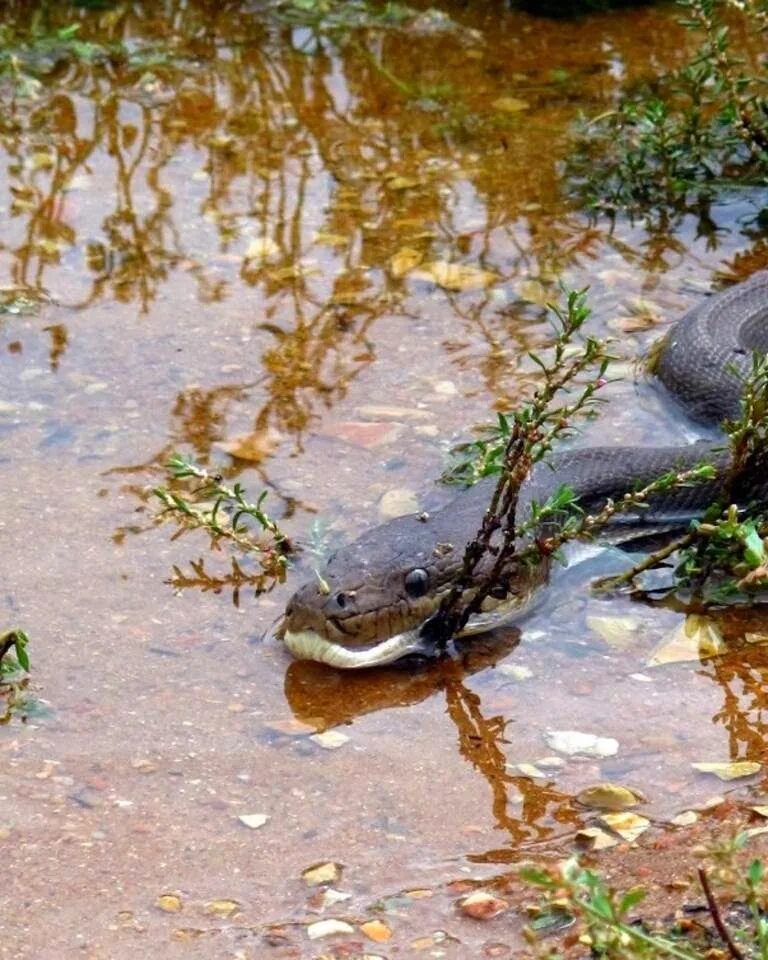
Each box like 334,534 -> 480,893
425,288 -> 718,645
522,834 -> 768,959
0,628 -> 30,675
568,0 -> 768,212
152,455 -> 291,597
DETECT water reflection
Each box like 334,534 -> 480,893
285,630 -> 580,856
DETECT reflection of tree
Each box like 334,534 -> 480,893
700,642 -> 768,765
284,633 -> 580,862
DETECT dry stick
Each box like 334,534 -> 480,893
593,529 -> 698,592
697,867 -> 745,960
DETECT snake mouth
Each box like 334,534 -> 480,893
282,627 -> 431,669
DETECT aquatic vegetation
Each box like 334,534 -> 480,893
523,833 -> 768,959
569,0 -> 768,212
152,455 -> 291,598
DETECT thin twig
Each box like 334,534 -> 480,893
698,866 -> 745,960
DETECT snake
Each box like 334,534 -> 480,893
279,271 -> 768,669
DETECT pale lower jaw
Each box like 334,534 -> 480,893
283,628 -> 429,669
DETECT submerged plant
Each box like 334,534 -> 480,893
569,0 -> 768,212
152,455 -> 291,598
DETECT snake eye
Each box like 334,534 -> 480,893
404,568 -> 429,598
489,583 -> 508,600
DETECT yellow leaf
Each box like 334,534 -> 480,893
691,761 -> 761,781
586,615 -> 640,649
155,893 -> 183,913
204,899 -> 240,917
576,827 -> 619,850
492,96 -> 530,112
646,615 -> 725,666
389,247 -> 423,279
302,861 -> 342,886
413,261 -> 497,291
576,783 -> 642,811
600,812 -> 650,842
515,278 -> 549,306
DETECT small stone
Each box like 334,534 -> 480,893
306,918 -> 354,939
433,379 -> 458,396
360,920 -> 392,942
238,813 -> 269,829
459,890 -> 509,920
544,729 -> 619,758
497,664 -> 533,681
310,731 -> 349,750
324,421 -> 402,449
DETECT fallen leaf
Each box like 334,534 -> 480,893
303,861 -> 343,886
412,261 -> 497,291
671,811 -> 699,826
238,813 -> 269,829
586,615 -> 640,648
600,812 -> 650,842
751,805 -> 768,817
389,247 -> 423,279
156,893 -> 183,913
360,919 -> 392,942
576,783 -> 642,811
691,761 -> 761,781
515,278 -> 549,306
576,826 -> 619,850
544,729 -> 619,758
512,762 -> 547,779
647,615 -> 725,666
746,825 -> 768,838
307,918 -> 354,939
459,890 -> 509,920
492,96 -> 530,112
204,899 -> 240,918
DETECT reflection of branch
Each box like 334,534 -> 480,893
442,665 -> 574,848
169,556 -> 284,606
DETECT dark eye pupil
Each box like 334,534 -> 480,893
404,568 -> 429,598
489,583 -> 507,600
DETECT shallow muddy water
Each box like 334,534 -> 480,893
2,2 -> 768,958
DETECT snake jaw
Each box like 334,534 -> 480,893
282,627 -> 431,669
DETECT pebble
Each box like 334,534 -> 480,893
238,813 -> 269,829
306,918 -> 354,939
310,731 -> 349,750
458,890 -> 509,920
324,421 -> 403,449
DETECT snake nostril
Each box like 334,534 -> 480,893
334,592 -> 348,609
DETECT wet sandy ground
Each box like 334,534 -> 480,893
2,2 -> 768,957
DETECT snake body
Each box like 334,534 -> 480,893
281,272 -> 768,668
